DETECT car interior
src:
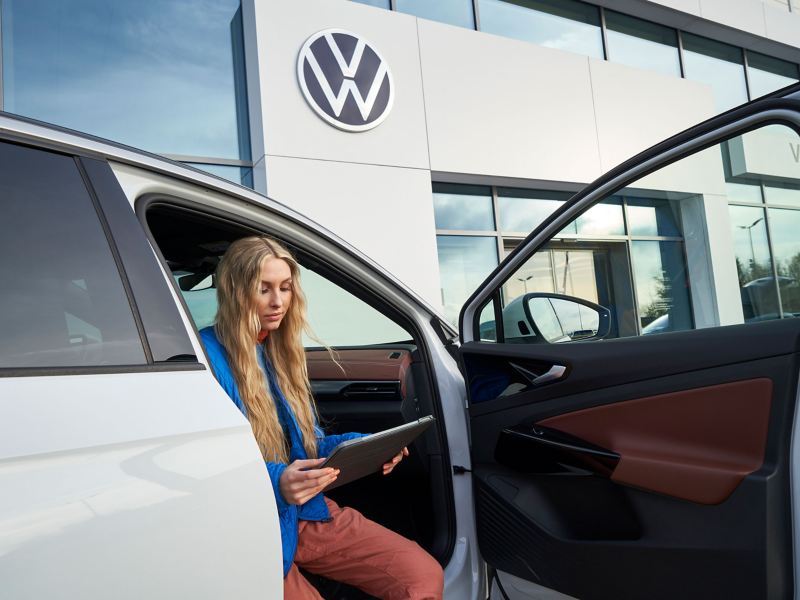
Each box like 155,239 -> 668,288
142,202 -> 454,598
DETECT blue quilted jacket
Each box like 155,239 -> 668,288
199,326 -> 364,577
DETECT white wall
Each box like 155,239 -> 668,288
244,0 -> 731,314
645,0 -> 800,48
263,156 -> 441,307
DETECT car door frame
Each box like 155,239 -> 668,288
458,88 -> 800,599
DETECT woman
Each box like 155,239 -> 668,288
199,236 -> 444,599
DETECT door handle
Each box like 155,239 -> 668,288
497,424 -> 620,477
510,362 -> 567,386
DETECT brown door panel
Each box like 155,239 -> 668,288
538,378 -> 773,504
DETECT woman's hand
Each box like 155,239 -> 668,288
382,447 -> 409,475
279,458 -> 339,505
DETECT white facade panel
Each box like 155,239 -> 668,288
589,58 -> 715,172
246,0 -> 429,171
699,0 -> 768,38
763,4 -> 800,59
419,19 -> 603,183
263,155 -> 441,308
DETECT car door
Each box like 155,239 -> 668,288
0,140 -> 281,599
459,85 -> 800,600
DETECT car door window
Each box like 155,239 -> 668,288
0,142 -> 146,367
176,265 -> 409,347
476,121 -> 800,343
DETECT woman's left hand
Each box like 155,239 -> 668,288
382,447 -> 409,475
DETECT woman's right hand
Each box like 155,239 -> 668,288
279,458 -> 339,505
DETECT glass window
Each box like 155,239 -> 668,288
605,11 -> 680,77
726,181 -> 763,204
396,0 -> 475,29
631,241 -> 692,334
746,52 -> 800,99
626,198 -> 681,237
477,0 -> 604,59
764,183 -> 800,207
473,122 -> 800,344
352,0 -> 391,8
2,0 -> 248,159
572,199 -> 625,236
502,249 -> 555,303
729,205 -> 778,321
300,267 -> 411,346
682,33 -> 748,113
498,189 -> 567,233
768,208 -> 800,317
0,142 -> 146,367
437,236 -> 499,325
433,184 -> 494,230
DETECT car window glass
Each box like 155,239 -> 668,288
176,264 -> 410,347
0,143 -> 146,367
478,122 -> 800,343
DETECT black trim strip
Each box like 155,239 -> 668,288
73,156 -> 154,363
0,362 -> 205,378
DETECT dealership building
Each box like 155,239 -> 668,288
5,0 -> 800,333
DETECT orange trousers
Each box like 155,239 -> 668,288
284,498 -> 444,599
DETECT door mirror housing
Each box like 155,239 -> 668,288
502,293 -> 611,344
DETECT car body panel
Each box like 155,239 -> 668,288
0,370 -> 281,599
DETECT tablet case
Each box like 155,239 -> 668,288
321,416 -> 435,491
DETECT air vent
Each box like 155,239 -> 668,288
342,381 -> 400,399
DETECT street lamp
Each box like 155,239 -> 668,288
737,216 -> 764,273
517,275 -> 533,293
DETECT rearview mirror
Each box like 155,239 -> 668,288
502,293 -> 611,344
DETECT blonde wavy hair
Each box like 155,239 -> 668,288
215,236 -> 318,463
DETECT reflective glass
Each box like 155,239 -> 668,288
437,236 -> 499,324
764,183 -> 800,207
433,184 -> 494,230
0,142 -> 146,367
396,0 -> 475,29
477,0 -> 604,59
631,241 -> 692,334
626,198 -> 681,236
502,249 -> 555,305
682,33 -> 748,113
726,181 -> 763,203
768,208 -> 800,316
352,0 -> 391,8
498,189 -> 568,233
605,11 -> 680,77
3,0 -> 247,159
729,205 -> 778,321
747,52 -> 800,99
187,163 -> 254,189
575,199 -> 625,236
552,250 -> 599,302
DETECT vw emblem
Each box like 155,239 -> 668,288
297,29 -> 394,132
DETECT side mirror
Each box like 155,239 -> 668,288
502,293 -> 611,344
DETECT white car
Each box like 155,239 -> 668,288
3,82 -> 800,600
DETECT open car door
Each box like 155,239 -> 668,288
459,84 -> 800,600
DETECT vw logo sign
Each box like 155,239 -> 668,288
297,29 -> 394,132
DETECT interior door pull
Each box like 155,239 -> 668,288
510,363 -> 567,386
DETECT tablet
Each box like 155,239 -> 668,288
320,416 -> 435,491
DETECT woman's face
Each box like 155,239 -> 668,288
255,257 -> 293,334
